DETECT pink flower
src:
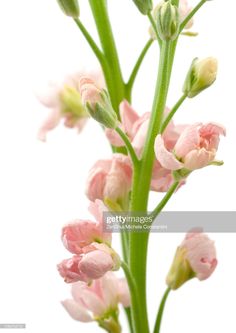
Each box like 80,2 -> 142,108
62,272 -> 130,323
58,200 -> 120,283
37,71 -> 104,141
58,242 -> 120,283
106,101 -> 185,192
155,122 -> 226,171
182,231 -> 217,280
86,154 -> 132,203
166,230 -> 217,290
62,200 -> 111,254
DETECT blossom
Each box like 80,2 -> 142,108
37,71 -> 104,141
58,243 -> 118,283
62,272 -> 130,327
86,154 -> 132,204
155,122 -> 225,171
58,200 -> 120,283
62,200 -> 111,254
166,230 -> 217,290
106,100 -> 185,192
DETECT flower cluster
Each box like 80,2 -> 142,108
57,200 -> 120,283
38,0 -> 226,332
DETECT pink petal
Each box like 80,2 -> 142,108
105,127 -> 124,147
183,148 -> 215,170
154,135 -> 183,170
119,100 -> 139,137
79,250 -> 114,280
85,167 -> 107,201
62,299 -> 92,322
37,108 -> 61,142
118,278 -> 131,308
174,123 -> 201,158
199,122 -> 226,138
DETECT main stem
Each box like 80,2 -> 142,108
88,0 -> 125,113
129,40 -> 174,333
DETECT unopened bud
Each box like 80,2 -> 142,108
183,57 -> 218,98
166,231 -> 217,290
132,0 -> 153,15
79,78 -> 118,129
156,1 -> 180,41
56,0 -> 80,18
166,246 -> 195,290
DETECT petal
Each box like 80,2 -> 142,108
119,100 -> 139,137
61,299 -> 92,322
79,289 -> 106,317
183,148 -> 215,170
154,135 -> 183,170
118,278 -> 131,308
79,250 -> 114,280
174,123 -> 201,158
85,167 -> 107,201
199,122 -> 226,138
132,119 -> 150,157
105,127 -> 124,147
100,272 -> 119,309
37,108 -> 61,142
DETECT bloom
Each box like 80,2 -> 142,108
155,122 -> 226,171
58,200 -> 120,283
166,230 -> 217,290
37,71 -> 104,141
106,100 -> 186,192
62,272 -> 130,327
86,154 -> 132,205
62,200 -> 111,254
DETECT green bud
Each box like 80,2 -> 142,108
86,90 -> 118,129
183,57 -> 218,98
56,0 -> 80,18
166,247 -> 195,290
156,1 -> 180,41
132,0 -> 153,15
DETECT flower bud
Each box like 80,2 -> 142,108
79,78 -> 118,129
132,0 -> 153,15
166,231 -> 217,290
183,57 -> 218,98
56,0 -> 80,18
156,1 -> 180,41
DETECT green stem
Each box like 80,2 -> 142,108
115,127 -> 139,167
161,94 -> 187,133
73,18 -> 105,65
129,40 -> 174,333
180,0 -> 207,32
121,262 -> 142,333
88,0 -> 125,113
150,181 -> 180,220
153,288 -> 171,333
125,39 -> 154,102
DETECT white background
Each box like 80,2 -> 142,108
0,0 -> 235,332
